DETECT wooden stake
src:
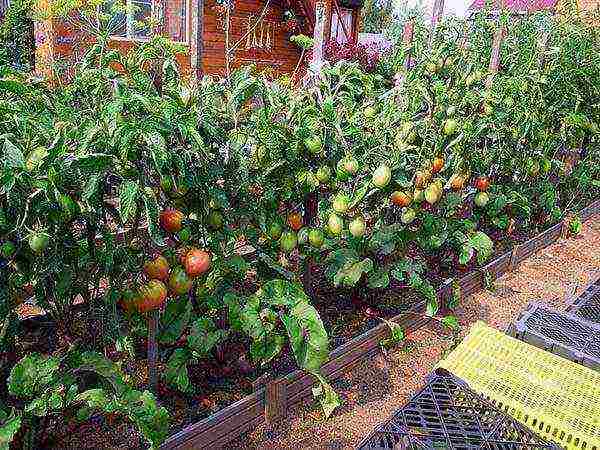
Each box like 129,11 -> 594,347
191,0 -> 205,81
310,1 -> 328,74
265,378 -> 288,423
486,25 -> 504,89
429,0 -> 445,46
148,309 -> 159,393
403,19 -> 415,71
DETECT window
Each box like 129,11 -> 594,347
165,0 -> 189,43
108,0 -> 190,44
330,8 -> 353,44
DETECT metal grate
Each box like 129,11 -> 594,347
509,302 -> 600,371
356,368 -> 559,450
568,278 -> 600,324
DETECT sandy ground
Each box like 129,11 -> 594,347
229,215 -> 600,450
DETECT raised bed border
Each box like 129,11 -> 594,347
161,199 -> 600,450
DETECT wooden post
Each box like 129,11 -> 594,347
485,0 -> 505,89
148,310 -> 159,393
265,378 -> 288,424
33,0 -> 56,79
310,1 -> 328,74
190,0 -> 204,82
429,0 -> 445,46
485,25 -> 504,89
403,19 -> 415,71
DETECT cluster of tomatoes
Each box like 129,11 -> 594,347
119,208 -> 211,314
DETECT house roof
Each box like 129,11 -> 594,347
468,0 -> 558,12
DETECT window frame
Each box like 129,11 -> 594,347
108,0 -> 191,45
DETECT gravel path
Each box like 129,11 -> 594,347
230,215 -> 600,450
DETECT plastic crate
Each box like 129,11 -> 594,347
508,302 -> 600,371
568,278 -> 600,324
437,322 -> 600,450
357,368 -> 559,450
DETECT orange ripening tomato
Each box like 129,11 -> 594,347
143,255 -> 170,281
136,281 -> 168,313
183,248 -> 211,277
159,209 -> 184,233
287,212 -> 303,231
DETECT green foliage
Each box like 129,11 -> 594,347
0,0 -> 35,71
0,407 -> 21,450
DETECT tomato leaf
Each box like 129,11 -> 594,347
441,315 -> 460,331
0,408 -> 21,450
2,139 -> 24,169
118,181 -> 139,223
367,268 -> 390,289
165,349 -> 192,393
158,297 -> 192,345
8,353 -> 60,399
142,189 -> 165,247
312,374 -> 341,419
281,300 -> 329,375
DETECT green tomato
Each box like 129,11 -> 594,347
316,166 -> 331,183
308,229 -> 324,248
305,137 -> 323,154
332,193 -> 350,214
541,158 -> 552,174
474,192 -> 490,208
269,222 -> 283,241
363,106 -> 377,119
279,231 -> 298,253
25,147 -> 48,172
443,119 -> 458,136
28,232 -> 50,254
372,164 -> 391,188
343,157 -> 359,175
401,208 -> 416,224
327,214 -> 343,236
349,216 -> 366,238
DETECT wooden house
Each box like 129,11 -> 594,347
34,0 -> 364,79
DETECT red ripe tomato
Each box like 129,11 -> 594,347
176,246 -> 191,266
137,280 -> 168,313
287,212 -> 303,231
474,176 -> 490,192
184,248 -> 211,277
143,255 -> 170,281
160,209 -> 184,233
390,191 -> 411,207
119,289 -> 140,314
432,157 -> 445,174
169,267 -> 193,296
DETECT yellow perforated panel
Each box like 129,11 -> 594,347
437,321 -> 600,450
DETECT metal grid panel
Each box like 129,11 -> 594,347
568,278 -> 600,324
356,368 -> 559,450
511,302 -> 600,371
